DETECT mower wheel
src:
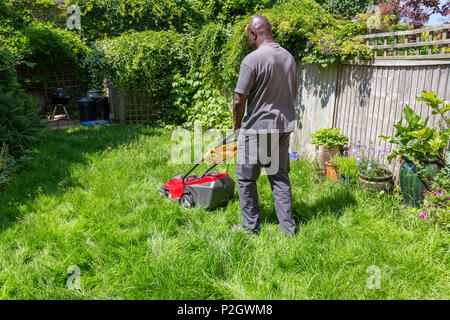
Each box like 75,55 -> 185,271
159,187 -> 169,198
180,192 -> 195,209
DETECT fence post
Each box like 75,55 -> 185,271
119,87 -> 126,125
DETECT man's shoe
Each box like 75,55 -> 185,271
231,224 -> 258,237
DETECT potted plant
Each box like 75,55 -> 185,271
357,158 -> 394,191
338,157 -> 359,185
310,128 -> 349,173
344,141 -> 393,191
325,154 -> 341,181
380,91 -> 450,207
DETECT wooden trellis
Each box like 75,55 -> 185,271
17,65 -> 88,114
358,24 -> 450,59
106,80 -> 155,124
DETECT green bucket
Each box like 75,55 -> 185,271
399,161 -> 441,208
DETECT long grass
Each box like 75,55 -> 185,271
0,144 -> 7,188
0,125 -> 448,299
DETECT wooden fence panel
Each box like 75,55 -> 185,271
293,59 -> 449,180
291,63 -> 339,156
332,61 -> 449,175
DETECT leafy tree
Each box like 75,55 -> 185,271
66,0 -> 280,40
190,0 -> 279,23
378,0 -> 400,19
315,0 -> 377,18
399,0 -> 449,28
66,0 -> 198,39
1,0 -> 64,28
374,0 -> 449,29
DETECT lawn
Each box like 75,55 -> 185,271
0,125 -> 448,299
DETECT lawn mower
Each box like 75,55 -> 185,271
159,132 -> 238,210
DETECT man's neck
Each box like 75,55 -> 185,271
256,38 -> 275,49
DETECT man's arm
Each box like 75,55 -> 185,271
232,92 -> 247,131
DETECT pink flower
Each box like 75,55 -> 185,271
419,212 -> 427,220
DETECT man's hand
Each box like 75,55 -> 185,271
233,92 -> 247,132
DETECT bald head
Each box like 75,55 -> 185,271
246,15 -> 274,49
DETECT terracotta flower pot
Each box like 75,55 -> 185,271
318,146 -> 339,172
325,161 -> 339,182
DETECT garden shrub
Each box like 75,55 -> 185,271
0,19 -> 89,89
420,166 -> 450,226
380,92 -> 450,169
1,0 -> 64,28
190,0 -> 280,25
20,21 -> 88,86
170,73 -> 203,124
315,0 -> 377,19
0,46 -> 45,159
433,165 -> 450,192
168,23 -> 233,128
66,0 -> 201,40
189,84 -> 233,130
66,0 -> 281,40
184,22 -> 229,86
171,71 -> 232,130
0,24 -> 26,58
302,18 -> 372,66
86,30 -> 188,123
90,28 -> 233,128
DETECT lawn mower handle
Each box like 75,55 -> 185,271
182,131 -> 237,185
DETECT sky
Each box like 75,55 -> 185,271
424,0 -> 449,26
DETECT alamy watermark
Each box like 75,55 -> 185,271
170,121 -> 281,175
67,5 -> 81,30
366,265 -> 381,290
366,4 -> 382,31
67,265 -> 81,291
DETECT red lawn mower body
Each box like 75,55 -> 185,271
159,132 -> 237,210
160,173 -> 235,209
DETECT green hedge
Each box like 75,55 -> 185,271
91,30 -> 186,93
66,0 -> 280,40
0,20 -> 89,87
0,0 -> 64,28
22,21 -> 88,86
0,46 -> 45,159
86,30 -> 188,123
67,0 -> 197,40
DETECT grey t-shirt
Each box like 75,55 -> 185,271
235,43 -> 297,133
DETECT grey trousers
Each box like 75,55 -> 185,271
236,132 -> 297,235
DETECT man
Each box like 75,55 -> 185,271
232,15 -> 298,237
